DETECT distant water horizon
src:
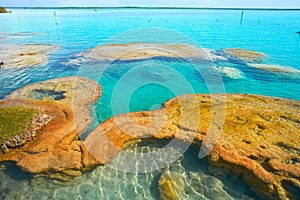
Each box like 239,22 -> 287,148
4,6 -> 300,10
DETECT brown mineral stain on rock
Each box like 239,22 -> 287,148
84,94 -> 299,200
19,52 -> 38,56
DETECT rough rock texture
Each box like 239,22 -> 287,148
0,75 -> 299,199
66,43 -> 225,64
212,66 -> 244,79
84,94 -> 300,200
0,44 -> 59,68
223,48 -> 267,62
5,76 -> 101,133
158,170 -> 185,200
0,77 -> 101,179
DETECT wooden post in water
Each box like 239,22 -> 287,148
240,11 -> 244,25
54,11 -> 58,26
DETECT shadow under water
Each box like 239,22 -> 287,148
29,89 -> 66,101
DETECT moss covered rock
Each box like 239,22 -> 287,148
0,106 -> 52,154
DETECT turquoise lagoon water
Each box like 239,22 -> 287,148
0,8 -> 300,199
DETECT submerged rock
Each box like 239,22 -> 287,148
158,170 -> 185,200
0,44 -> 59,68
247,63 -> 300,73
66,43 -> 225,64
0,32 -> 43,42
213,66 -> 244,79
223,48 -> 267,62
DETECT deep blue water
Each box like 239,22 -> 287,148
0,8 -> 299,199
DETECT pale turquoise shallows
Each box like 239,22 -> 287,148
0,8 -> 299,199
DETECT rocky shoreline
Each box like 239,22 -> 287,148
0,76 -> 299,199
0,7 -> 8,13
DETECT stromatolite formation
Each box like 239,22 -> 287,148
223,48 -> 267,62
0,76 -> 101,180
247,63 -> 300,73
0,76 -> 299,199
0,44 -> 59,68
84,94 -> 300,200
64,43 -> 226,65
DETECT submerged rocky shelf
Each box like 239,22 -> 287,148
0,40 -> 298,77
68,43 -> 225,63
0,76 -> 299,199
63,43 -> 300,77
0,44 -> 59,68
65,43 -> 272,64
222,48 -> 267,62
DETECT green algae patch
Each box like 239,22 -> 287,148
0,106 -> 40,152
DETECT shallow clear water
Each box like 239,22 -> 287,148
0,140 -> 260,200
0,8 -> 300,199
